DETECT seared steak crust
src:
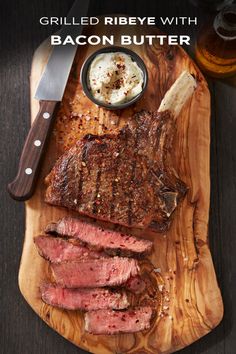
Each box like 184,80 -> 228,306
45,110 -> 186,229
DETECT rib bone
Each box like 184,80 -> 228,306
158,71 -> 197,117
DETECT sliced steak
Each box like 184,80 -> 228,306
45,110 -> 186,230
45,217 -> 153,257
125,275 -> 146,294
34,235 -> 104,263
84,306 -> 153,334
34,234 -> 145,293
51,257 -> 139,288
41,283 -> 129,311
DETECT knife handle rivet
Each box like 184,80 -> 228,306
34,140 -> 41,147
43,112 -> 50,119
25,168 -> 33,175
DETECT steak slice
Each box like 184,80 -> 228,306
45,110 -> 186,230
41,283 -> 129,311
45,217 -> 153,258
84,306 -> 153,334
34,235 -> 104,263
51,257 -> 139,288
125,275 -> 146,294
35,235 -> 144,293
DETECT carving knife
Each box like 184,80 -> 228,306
8,0 -> 90,201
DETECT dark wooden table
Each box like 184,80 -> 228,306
1,0 -> 236,353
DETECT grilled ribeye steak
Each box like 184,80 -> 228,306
51,257 -> 139,288
84,306 -> 153,334
45,110 -> 187,230
34,235 -> 104,263
45,217 -> 153,257
41,283 -> 129,311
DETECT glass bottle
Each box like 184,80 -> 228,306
195,4 -> 236,78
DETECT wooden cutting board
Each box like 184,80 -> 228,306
19,19 -> 223,354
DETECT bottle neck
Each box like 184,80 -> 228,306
214,4 -> 236,40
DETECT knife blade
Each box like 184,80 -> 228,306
35,0 -> 90,101
8,0 -> 90,201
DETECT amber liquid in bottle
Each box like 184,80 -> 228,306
195,5 -> 236,77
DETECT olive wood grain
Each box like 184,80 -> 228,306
18,20 -> 223,354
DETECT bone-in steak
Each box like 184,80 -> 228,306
34,235 -> 104,263
45,110 -> 186,230
41,283 -> 129,311
45,217 -> 153,257
51,257 -> 139,288
84,306 -> 153,334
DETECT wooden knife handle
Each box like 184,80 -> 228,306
8,100 -> 59,201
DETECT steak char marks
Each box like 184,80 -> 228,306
45,110 -> 186,230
